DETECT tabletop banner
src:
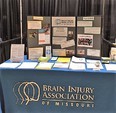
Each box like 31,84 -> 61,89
1,69 -> 116,113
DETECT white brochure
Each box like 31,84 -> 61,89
18,62 -> 38,69
69,62 -> 85,70
105,64 -> 116,71
0,63 -> 21,69
71,56 -> 86,63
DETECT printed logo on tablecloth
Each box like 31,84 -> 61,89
13,82 -> 95,108
13,82 -> 40,105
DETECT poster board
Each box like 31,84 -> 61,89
27,16 -> 51,60
52,17 -> 76,57
77,16 -> 102,59
27,16 -> 102,59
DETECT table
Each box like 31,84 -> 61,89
0,66 -> 116,113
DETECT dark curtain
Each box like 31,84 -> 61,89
22,0 -> 103,37
0,0 -> 116,56
0,0 -> 20,41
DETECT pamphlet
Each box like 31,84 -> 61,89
53,62 -> 69,68
0,62 -> 21,68
10,44 -> 24,62
86,59 -> 101,63
105,64 -> 116,71
86,63 -> 103,69
71,56 -> 85,63
69,62 -> 85,70
18,62 -> 38,69
57,57 -> 71,63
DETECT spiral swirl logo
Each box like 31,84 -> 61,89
55,19 -> 61,25
13,82 -> 40,105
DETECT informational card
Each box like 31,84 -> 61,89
87,49 -> 100,57
28,21 -> 41,29
57,57 -> 71,63
53,37 -> 67,45
38,33 -> 50,44
29,47 -> 43,60
53,49 -> 66,56
53,27 -> 68,36
77,34 -> 93,47
18,62 -> 38,69
52,17 -> 75,27
83,17 -> 94,20
33,16 -> 43,20
61,40 -> 75,48
77,21 -> 93,27
84,27 -> 101,34
10,44 -> 24,62
69,62 -> 85,70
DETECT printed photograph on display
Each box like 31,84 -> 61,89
68,31 -> 74,40
27,29 -> 38,48
77,34 -> 93,47
29,31 -> 37,39
77,49 -> 85,55
66,50 -> 75,56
